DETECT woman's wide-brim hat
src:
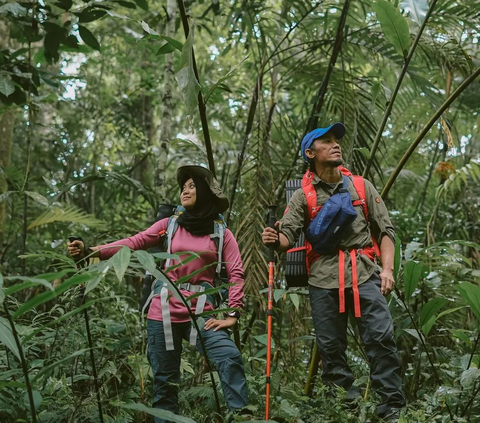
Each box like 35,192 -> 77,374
176,165 -> 230,213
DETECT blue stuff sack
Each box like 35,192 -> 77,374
306,175 -> 357,255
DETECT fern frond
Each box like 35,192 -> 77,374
28,206 -> 105,231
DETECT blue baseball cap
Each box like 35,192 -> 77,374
301,123 -> 346,163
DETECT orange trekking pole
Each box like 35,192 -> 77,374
265,205 -> 277,420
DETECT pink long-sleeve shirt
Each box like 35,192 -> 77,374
97,218 -> 245,323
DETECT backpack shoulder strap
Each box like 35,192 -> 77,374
211,219 -> 226,277
351,175 -> 381,257
164,208 -> 183,269
302,170 -> 317,222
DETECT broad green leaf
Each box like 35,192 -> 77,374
120,403 -> 196,423
403,261 -> 424,299
32,348 -> 89,382
253,334 -> 275,349
373,0 -> 411,58
85,264 -> 110,295
117,1 -> 136,9
273,288 -> 285,303
13,272 -> 96,319
0,74 -> 15,97
25,191 -> 49,206
419,298 -> 446,335
112,247 -> 131,282
160,35 -> 183,51
400,0 -> 428,25
460,368 -> 480,389
458,282 -> 480,321
449,329 -> 471,345
290,293 -> 300,310
393,235 -> 402,283
0,273 -> 4,305
4,276 -> 53,293
78,25 -> 101,51
24,390 -> 42,412
175,27 -> 201,114
134,250 -> 156,273
0,317 -> 20,360
157,43 -> 176,56
75,9 -> 107,23
403,328 -> 425,343
134,0 -> 148,11
140,20 -> 159,36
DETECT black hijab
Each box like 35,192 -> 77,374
176,174 -> 219,236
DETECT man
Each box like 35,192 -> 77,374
261,123 -> 405,421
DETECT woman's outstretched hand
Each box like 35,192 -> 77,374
204,316 -> 238,332
67,239 -> 86,260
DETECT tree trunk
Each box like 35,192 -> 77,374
0,110 -> 14,246
154,0 -> 177,204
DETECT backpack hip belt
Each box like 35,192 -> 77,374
301,168 -> 380,318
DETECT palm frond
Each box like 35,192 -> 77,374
28,205 -> 105,231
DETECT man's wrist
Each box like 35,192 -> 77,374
227,310 -> 241,319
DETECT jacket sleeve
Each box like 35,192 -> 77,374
278,188 -> 307,248
222,229 -> 245,310
364,179 -> 396,245
97,218 -> 169,260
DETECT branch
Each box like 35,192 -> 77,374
176,0 -> 216,177
381,67 -> 480,199
363,0 -> 439,178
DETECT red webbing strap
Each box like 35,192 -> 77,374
338,250 -> 346,314
350,250 -> 361,318
286,246 -> 306,254
158,230 -> 166,237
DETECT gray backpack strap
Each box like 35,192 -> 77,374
164,215 -> 179,270
189,286 -> 206,347
161,282 -> 175,350
210,220 -> 225,277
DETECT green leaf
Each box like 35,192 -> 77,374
290,293 -> 300,310
117,1 -> 136,9
3,276 -> 54,294
75,9 -> 107,23
273,289 -> 285,303
32,349 -> 90,383
400,0 -> 428,25
403,261 -> 424,300
458,282 -> 480,321
0,74 -> 15,97
403,328 -> 425,343
175,27 -> 201,114
140,20 -> 159,35
0,317 -> 20,360
157,43 -> 176,56
0,273 -> 4,305
371,81 -> 382,106
460,368 -> 480,389
393,235 -> 402,283
161,36 -> 183,51
78,25 -> 101,51
84,264 -> 110,295
134,0 -> 149,11
0,2 -> 27,17
24,390 -> 42,412
112,247 -> 131,282
419,298 -> 446,335
25,191 -> 49,206
12,272 -> 96,319
133,250 -> 156,273
120,403 -> 196,423
27,205 -> 104,230
253,334 -> 275,349
373,0 -> 411,58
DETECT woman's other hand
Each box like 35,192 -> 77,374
204,316 -> 238,332
67,239 -> 85,259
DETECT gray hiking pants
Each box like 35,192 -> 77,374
309,272 -> 406,417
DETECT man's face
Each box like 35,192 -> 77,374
305,132 -> 343,167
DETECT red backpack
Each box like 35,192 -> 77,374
284,167 -> 380,317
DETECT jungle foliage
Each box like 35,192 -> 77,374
0,0 -> 480,422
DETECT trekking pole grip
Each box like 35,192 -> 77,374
267,205 -> 277,262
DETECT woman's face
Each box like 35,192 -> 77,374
180,178 -> 197,209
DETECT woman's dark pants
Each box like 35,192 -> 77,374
309,273 -> 406,418
147,319 -> 248,423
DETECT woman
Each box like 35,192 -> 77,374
67,165 -> 248,422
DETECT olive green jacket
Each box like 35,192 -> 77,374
279,173 -> 395,289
